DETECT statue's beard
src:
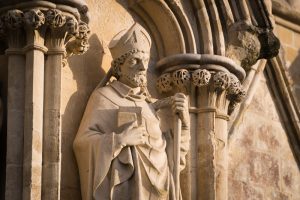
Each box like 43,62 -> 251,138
124,72 -> 147,87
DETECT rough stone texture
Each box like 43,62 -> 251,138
229,78 -> 300,200
274,23 -> 300,109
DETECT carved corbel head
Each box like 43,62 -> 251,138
226,22 -> 261,71
65,17 -> 79,36
76,21 -> 90,39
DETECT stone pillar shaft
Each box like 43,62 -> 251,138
42,51 -> 63,199
195,72 -> 233,200
5,51 -> 25,200
4,13 -> 26,200
23,45 -> 45,200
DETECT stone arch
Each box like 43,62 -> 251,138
127,0 -> 196,58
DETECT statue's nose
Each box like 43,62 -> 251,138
139,61 -> 146,71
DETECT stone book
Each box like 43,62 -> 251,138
118,106 -> 142,128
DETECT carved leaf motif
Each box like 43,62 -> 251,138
157,73 -> 173,93
46,9 -> 66,28
227,75 -> 241,96
4,9 -> 24,30
192,69 -> 211,87
24,9 -> 45,29
213,72 -> 231,91
172,69 -> 190,88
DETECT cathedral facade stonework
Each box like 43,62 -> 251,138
0,0 -> 299,200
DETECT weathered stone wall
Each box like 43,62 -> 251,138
274,22 -> 300,108
228,20 -> 300,200
228,77 -> 300,200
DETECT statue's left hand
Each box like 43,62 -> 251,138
172,93 -> 190,129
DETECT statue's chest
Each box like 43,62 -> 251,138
125,100 -> 161,138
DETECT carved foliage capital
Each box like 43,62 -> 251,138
0,7 -> 90,55
4,9 -> 24,30
213,72 -> 231,91
157,68 -> 246,114
46,9 -> 66,28
192,69 -> 211,87
24,9 -> 45,29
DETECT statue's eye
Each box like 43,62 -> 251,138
129,58 -> 137,65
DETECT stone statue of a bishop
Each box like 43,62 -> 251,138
73,23 -> 190,200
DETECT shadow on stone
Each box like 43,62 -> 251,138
288,49 -> 300,109
60,33 -> 106,199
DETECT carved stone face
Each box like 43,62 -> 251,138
119,51 -> 149,88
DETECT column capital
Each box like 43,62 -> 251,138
156,54 -> 246,115
0,6 -> 90,57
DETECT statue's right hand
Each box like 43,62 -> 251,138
117,122 -> 148,147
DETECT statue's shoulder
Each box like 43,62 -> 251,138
93,83 -> 115,96
91,84 -> 117,100
91,82 -> 124,106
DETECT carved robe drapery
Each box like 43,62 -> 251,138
73,80 -> 189,200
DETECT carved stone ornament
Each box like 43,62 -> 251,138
24,9 -> 45,29
65,21 -> 90,56
172,69 -> 191,88
227,74 -> 242,96
157,66 -> 246,115
76,21 -> 90,39
46,9 -> 66,28
156,73 -> 173,93
73,23 -> 190,200
65,17 -> 78,36
192,69 -> 211,87
213,71 -> 231,91
4,9 -> 24,30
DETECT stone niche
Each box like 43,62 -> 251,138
60,0 -> 160,199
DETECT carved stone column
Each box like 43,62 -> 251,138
194,71 -> 245,200
43,10 -> 66,199
22,9 -> 47,200
1,10 -> 26,200
43,10 -> 89,200
0,1 -> 90,199
156,54 -> 246,200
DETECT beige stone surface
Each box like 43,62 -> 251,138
0,1 -> 299,200
229,78 -> 300,200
